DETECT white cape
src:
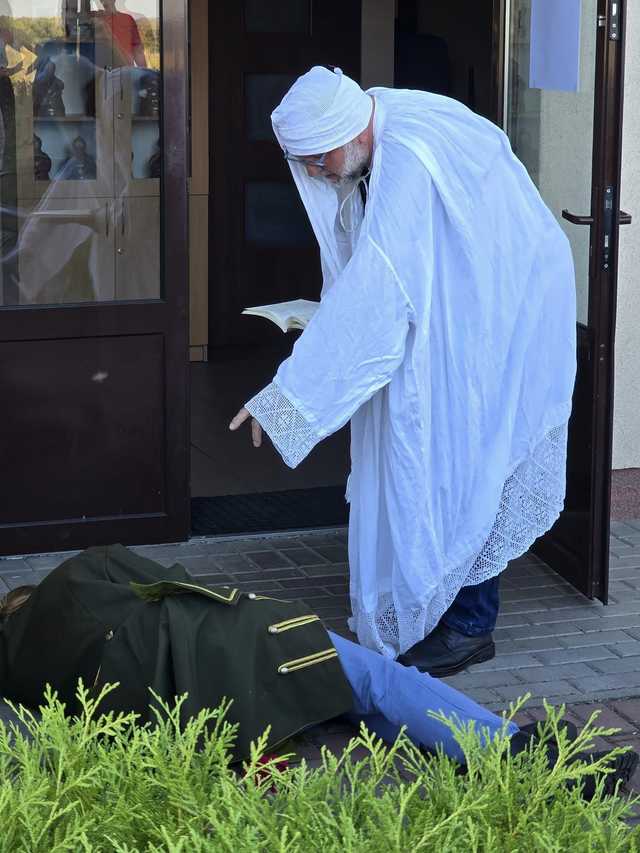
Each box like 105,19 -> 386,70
247,90 -> 576,657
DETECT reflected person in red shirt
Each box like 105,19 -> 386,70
92,0 -> 148,67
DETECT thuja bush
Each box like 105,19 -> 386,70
0,684 -> 638,852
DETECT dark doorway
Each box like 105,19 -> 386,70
192,0 -> 503,535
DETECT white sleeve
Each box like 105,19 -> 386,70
245,235 -> 412,468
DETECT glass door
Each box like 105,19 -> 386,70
0,0 -> 189,556
504,0 -> 630,600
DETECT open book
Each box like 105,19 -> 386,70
242,299 -> 320,333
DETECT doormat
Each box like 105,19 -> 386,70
191,486 -> 349,536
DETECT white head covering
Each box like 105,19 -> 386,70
271,66 -> 373,155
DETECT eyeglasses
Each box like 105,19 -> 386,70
283,149 -> 328,170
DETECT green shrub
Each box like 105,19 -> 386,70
0,684 -> 638,852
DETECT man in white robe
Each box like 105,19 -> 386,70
230,67 -> 576,674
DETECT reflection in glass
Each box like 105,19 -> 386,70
506,0 -> 596,324
0,0 -> 162,307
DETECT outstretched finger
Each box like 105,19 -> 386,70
229,407 -> 251,431
251,418 -> 263,447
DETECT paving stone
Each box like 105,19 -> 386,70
611,521 -> 640,537
281,548 -> 330,567
495,636 -> 566,654
527,605 -> 604,624
494,681 -> 579,703
310,545 -> 349,563
310,602 -> 352,619
172,555 -> 222,574
229,568 -> 304,583
443,669 -> 523,690
212,554 -> 256,574
568,703 -> 636,733
502,622 -> 583,641
299,534 -> 346,549
611,699 -> 640,727
324,584 -> 349,596
472,653 -> 542,671
534,647 -> 617,666
0,558 -> 37,574
276,582 -> 333,597
244,550 -> 294,570
196,539 -> 244,555
1,572 -> 43,589
560,629 -> 636,648
455,687 -> 503,706
575,614 -> 640,632
570,672 -> 640,693
301,562 -> 349,577
23,554 -> 69,571
499,600 -> 550,616
589,656 -> 640,675
511,663 -> 597,684
607,640 -> 640,657
493,613 -> 534,629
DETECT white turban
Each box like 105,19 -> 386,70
271,66 -> 373,156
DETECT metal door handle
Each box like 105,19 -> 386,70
562,208 -> 632,225
562,209 -> 594,225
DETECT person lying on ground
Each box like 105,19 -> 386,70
0,544 -> 635,797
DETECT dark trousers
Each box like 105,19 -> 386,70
440,576 -> 500,637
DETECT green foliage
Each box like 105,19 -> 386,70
0,686 -> 638,852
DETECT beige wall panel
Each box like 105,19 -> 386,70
190,0 -> 210,195
189,194 -> 209,349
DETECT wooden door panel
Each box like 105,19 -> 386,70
210,0 -> 362,348
0,334 -> 164,525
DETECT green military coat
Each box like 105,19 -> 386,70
0,545 -> 353,761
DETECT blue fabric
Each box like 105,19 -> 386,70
330,631 -> 517,763
441,576 -> 501,637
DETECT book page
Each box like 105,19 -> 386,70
242,299 -> 319,332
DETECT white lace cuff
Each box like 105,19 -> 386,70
245,382 -> 322,468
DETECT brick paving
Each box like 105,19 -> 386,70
3,521 -> 640,790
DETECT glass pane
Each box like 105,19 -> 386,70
245,73 -> 296,141
506,0 -> 596,324
244,0 -> 311,34
0,0 -> 161,307
245,182 -> 315,247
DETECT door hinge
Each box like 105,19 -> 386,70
603,186 -> 615,271
608,0 -> 620,40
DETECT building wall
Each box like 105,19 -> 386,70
612,2 -> 640,469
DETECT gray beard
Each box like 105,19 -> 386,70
340,139 -> 370,181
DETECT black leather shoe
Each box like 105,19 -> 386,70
397,623 -> 495,677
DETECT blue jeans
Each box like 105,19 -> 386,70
329,631 -> 517,763
441,576 -> 500,637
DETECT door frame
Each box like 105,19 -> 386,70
0,0 -> 190,556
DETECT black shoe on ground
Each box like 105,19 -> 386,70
397,623 -> 495,677
509,729 -> 639,801
518,719 -> 579,745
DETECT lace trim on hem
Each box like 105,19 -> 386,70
349,422 -> 569,657
245,382 -> 322,469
